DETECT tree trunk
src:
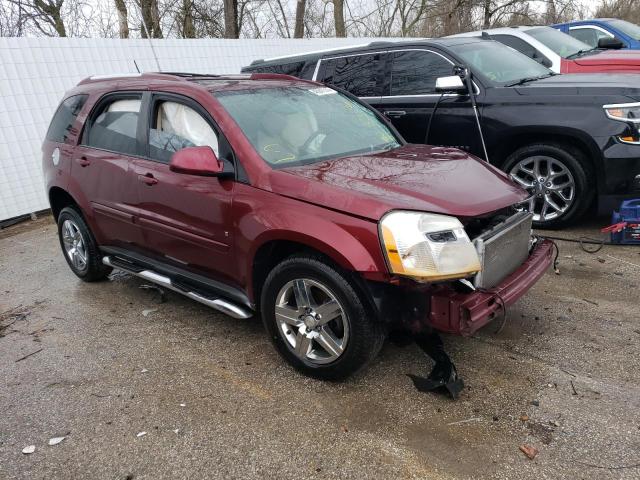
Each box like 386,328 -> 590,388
114,0 -> 129,38
140,0 -> 163,38
482,0 -> 491,29
182,0 -> 195,38
333,0 -> 345,37
223,0 -> 239,38
294,0 -> 306,38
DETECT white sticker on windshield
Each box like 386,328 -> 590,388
309,87 -> 336,96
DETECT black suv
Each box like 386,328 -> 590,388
242,37 -> 640,228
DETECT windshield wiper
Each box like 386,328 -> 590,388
566,47 -> 598,59
505,72 -> 557,87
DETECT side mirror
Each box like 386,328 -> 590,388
169,146 -> 225,177
598,37 -> 624,49
435,75 -> 467,93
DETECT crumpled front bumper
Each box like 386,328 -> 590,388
427,239 -> 553,336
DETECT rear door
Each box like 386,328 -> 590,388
74,92 -> 145,247
130,92 -> 237,284
315,52 -> 387,111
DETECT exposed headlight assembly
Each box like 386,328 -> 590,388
603,102 -> 640,144
379,211 -> 481,282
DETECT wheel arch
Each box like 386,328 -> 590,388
248,231 -> 383,311
489,127 -> 602,191
49,186 -> 80,221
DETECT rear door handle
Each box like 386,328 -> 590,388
77,157 -> 91,167
384,110 -> 406,118
138,173 -> 158,186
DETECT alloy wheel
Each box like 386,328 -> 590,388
61,219 -> 87,271
274,278 -> 349,365
509,156 -> 576,223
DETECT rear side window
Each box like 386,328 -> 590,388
46,95 -> 88,143
249,61 -> 306,77
82,96 -> 142,156
320,53 -> 384,97
390,51 -> 453,96
491,34 -> 540,59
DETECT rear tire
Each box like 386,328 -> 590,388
261,255 -> 385,380
503,143 -> 593,229
57,206 -> 112,282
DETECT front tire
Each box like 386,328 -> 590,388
261,255 -> 385,380
57,206 -> 111,281
503,143 -> 593,229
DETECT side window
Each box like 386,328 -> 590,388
46,94 -> 88,143
569,28 -> 610,48
149,100 -> 219,163
320,53 -> 383,97
83,95 -> 142,156
491,34 -> 539,59
390,50 -> 453,96
251,61 -> 305,77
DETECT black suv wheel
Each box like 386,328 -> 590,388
261,255 -> 385,380
504,143 -> 593,229
57,207 -> 112,281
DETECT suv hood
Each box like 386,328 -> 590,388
574,49 -> 640,67
269,145 -> 527,221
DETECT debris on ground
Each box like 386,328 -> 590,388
136,432 -> 147,438
15,348 -> 43,363
48,436 -> 65,446
0,306 -> 31,338
141,368 -> 148,373
139,284 -> 167,303
407,332 -> 464,399
520,414 -> 529,422
519,444 -> 539,460
141,309 -> 157,317
531,399 -> 540,407
22,445 -> 35,454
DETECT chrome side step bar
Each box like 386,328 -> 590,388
102,256 -> 253,319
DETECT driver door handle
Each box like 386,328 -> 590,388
384,110 -> 406,118
138,173 -> 158,186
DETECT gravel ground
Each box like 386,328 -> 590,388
0,215 -> 639,480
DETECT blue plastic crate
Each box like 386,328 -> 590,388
610,199 -> 640,244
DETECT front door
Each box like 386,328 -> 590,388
131,93 -> 237,284
379,49 -> 482,156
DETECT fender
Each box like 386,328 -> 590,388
233,187 -> 388,301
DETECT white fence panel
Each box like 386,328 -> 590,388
0,37 -> 384,221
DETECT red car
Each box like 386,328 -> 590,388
42,72 -> 552,379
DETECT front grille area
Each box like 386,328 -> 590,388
472,211 -> 533,289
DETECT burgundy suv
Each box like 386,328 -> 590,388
42,72 -> 552,379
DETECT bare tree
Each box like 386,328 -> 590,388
6,0 -> 67,36
596,0 -> 639,25
114,0 -> 129,38
223,0 -> 238,37
139,0 -> 162,38
333,0 -> 345,36
293,0 -> 306,37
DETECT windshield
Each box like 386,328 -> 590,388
449,41 -> 552,86
214,85 -> 400,168
527,27 -> 593,58
607,19 -> 640,41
